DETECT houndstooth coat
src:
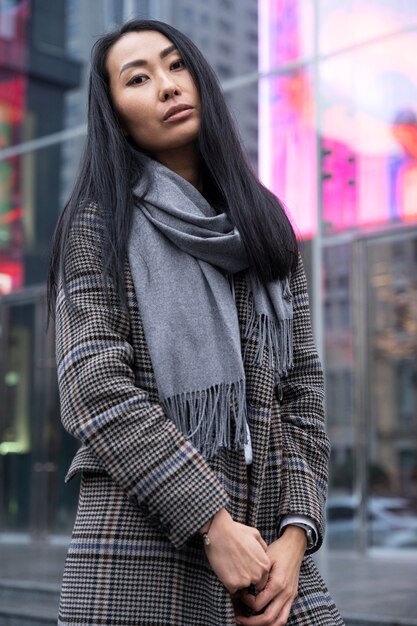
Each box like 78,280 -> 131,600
55,202 -> 344,625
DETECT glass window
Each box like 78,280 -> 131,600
224,82 -> 258,171
0,1 -> 29,155
1,0 -> 81,146
0,296 -> 79,535
366,233 -> 417,550
246,29 -> 257,44
218,41 -> 232,56
216,62 -> 233,78
31,0 -> 66,52
320,31 -> 417,234
397,360 -> 414,423
200,10 -> 210,24
328,505 -> 355,522
319,1 -> 417,55
217,17 -> 233,33
326,495 -> 358,550
0,136 -> 84,296
259,0 -> 315,68
0,0 -> 29,69
324,243 -> 356,550
182,7 -> 195,23
259,68 -> 317,238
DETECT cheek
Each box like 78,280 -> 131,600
122,105 -> 145,130
187,78 -> 200,107
117,95 -> 156,136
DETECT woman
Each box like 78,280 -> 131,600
47,18 -> 344,626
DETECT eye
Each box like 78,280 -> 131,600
171,58 -> 185,70
126,74 -> 148,86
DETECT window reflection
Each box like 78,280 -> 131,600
367,235 -> 417,549
0,0 -> 416,559
258,0 -> 317,238
320,33 -> 417,233
0,0 -> 28,293
0,298 -> 79,535
324,244 -> 356,550
0,303 -> 33,530
259,68 -> 317,238
259,0 -> 315,67
319,1 -> 417,55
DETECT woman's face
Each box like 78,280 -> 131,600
106,30 -> 201,155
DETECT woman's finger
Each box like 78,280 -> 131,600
235,590 -> 289,626
275,596 -> 294,625
239,577 -> 276,613
256,568 -> 270,592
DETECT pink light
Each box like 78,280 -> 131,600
258,0 -> 317,239
259,2 -> 417,236
0,261 -> 23,294
399,164 -> 417,222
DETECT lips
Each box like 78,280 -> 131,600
163,103 -> 194,121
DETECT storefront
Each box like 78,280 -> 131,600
259,0 -> 417,553
0,0 -> 416,555
0,0 -> 81,537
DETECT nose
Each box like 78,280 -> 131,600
158,73 -> 181,101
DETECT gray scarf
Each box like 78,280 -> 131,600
128,156 -> 293,458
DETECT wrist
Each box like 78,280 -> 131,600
280,524 -> 308,553
198,507 -> 230,538
199,518 -> 212,535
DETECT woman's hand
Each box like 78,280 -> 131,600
201,508 -> 271,595
234,525 -> 306,626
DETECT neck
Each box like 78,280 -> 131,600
152,143 -> 203,192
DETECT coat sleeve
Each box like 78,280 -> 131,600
276,254 -> 331,554
55,202 -> 229,549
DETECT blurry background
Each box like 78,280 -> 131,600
0,1 -> 416,624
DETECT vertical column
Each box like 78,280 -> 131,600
312,0 -> 324,362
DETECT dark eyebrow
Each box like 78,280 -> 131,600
119,44 -> 178,77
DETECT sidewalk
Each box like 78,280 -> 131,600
1,537 -> 417,625
316,551 -> 417,625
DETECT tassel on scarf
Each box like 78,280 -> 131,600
243,290 -> 294,381
162,379 -> 248,459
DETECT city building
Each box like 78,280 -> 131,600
259,0 -> 417,553
0,0 -> 259,540
152,0 -> 259,165
0,0 -> 83,537
1,0 -> 417,622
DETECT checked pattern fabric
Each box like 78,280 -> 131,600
56,202 -> 344,625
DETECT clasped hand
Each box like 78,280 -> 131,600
203,510 -> 306,626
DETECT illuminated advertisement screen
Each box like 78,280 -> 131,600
258,0 -> 317,238
0,0 -> 29,293
259,0 -> 417,237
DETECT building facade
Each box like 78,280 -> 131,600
0,0 -> 83,537
0,0 -> 416,563
152,0 -> 259,165
259,0 -> 417,553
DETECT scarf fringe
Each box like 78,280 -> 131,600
244,291 -> 294,382
162,379 -> 248,459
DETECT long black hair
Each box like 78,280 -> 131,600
46,18 -> 298,328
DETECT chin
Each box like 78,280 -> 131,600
146,134 -> 200,154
